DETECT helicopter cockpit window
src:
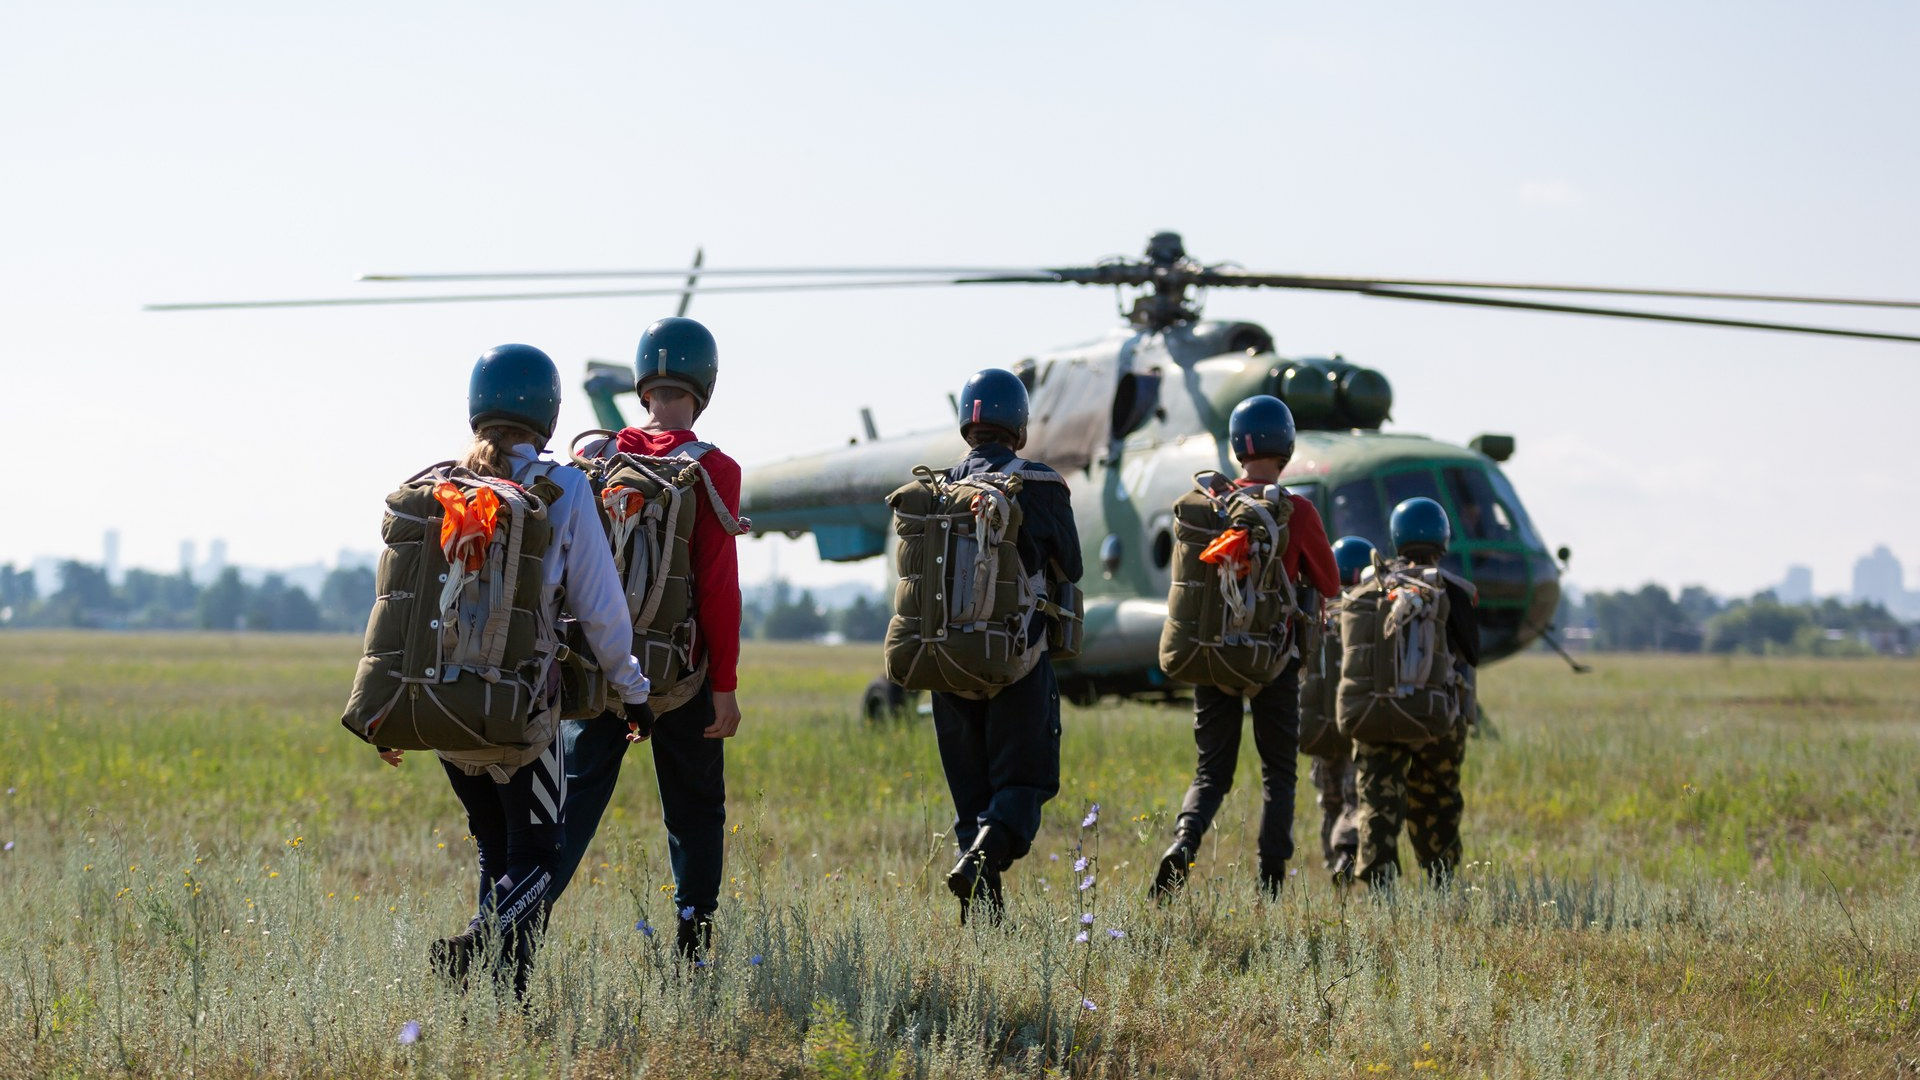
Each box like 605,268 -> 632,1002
1284,482 -> 1322,514
1381,469 -> 1443,514
1484,467 -> 1544,549
1329,480 -> 1387,549
1109,371 -> 1162,441
1443,467 -> 1514,543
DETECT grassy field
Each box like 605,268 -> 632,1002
0,633 -> 1916,1078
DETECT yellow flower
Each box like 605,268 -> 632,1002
287,837 -> 303,848
269,871 -> 279,878
1365,1065 -> 1391,1074
1412,1061 -> 1437,1071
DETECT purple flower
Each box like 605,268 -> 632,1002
1080,807 -> 1099,829
1074,931 -> 1089,943
635,920 -> 655,937
2,842 -> 11,852
1079,912 -> 1095,925
1079,874 -> 1095,891
399,1020 -> 421,1045
679,905 -> 696,921
749,954 -> 764,966
1049,853 -> 1059,862
1107,928 -> 1125,939
1072,856 -> 1088,873
5,788 -> 13,796
1081,999 -> 1098,1012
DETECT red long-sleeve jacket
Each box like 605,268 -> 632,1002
1235,480 -> 1340,599
615,428 -> 743,693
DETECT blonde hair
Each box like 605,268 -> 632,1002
459,424 -> 538,479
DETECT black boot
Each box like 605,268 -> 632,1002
1150,832 -> 1199,902
430,918 -> 486,986
948,825 -> 1011,924
1259,862 -> 1287,899
675,911 -> 713,964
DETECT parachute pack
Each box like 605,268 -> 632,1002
1296,593 -> 1350,759
340,463 -> 563,777
884,462 -> 1080,698
1157,473 -> 1299,694
1335,557 -> 1474,746
570,431 -> 751,715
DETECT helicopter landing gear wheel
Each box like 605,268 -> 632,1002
1065,680 -> 1101,708
861,677 -> 916,723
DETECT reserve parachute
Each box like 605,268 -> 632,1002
884,462 -> 1080,697
1334,557 -> 1472,745
341,463 -> 563,777
569,430 -> 750,715
1157,472 -> 1299,694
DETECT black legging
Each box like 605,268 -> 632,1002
441,736 -> 568,955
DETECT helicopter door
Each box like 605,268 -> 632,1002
1023,358 -> 1110,472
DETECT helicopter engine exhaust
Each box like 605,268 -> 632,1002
1269,356 -> 1393,430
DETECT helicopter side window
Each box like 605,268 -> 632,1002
1110,372 -> 1162,440
1381,469 -> 1443,514
1443,467 -> 1514,543
1329,480 -> 1387,549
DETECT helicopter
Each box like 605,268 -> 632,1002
149,232 -> 1920,712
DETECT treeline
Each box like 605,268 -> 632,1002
0,560 -> 892,641
745,581 -> 889,642
0,561 -> 375,632
1558,585 -> 1913,656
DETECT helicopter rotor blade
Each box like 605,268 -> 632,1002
1350,286 -> 1920,344
1201,271 -> 1920,310
145,274 -> 1062,311
355,265 -> 1052,282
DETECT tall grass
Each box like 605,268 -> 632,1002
0,634 -> 1915,1076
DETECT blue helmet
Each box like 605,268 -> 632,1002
1389,497 -> 1451,557
957,368 -> 1029,444
634,317 -> 719,418
1228,395 -> 1296,464
469,344 -> 562,441
1331,535 -> 1377,586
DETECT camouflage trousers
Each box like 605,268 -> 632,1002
1352,722 -> 1467,887
1307,754 -> 1359,869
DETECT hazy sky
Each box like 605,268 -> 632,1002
5,1 -> 1917,599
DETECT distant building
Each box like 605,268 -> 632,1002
179,539 -> 196,577
1775,564 -> 1813,605
1851,545 -> 1918,619
103,529 -> 122,586
205,539 -> 229,583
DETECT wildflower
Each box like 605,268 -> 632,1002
1079,874 -> 1095,891
1079,912 -> 1095,925
399,1020 -> 420,1045
5,788 -> 12,795
268,871 -> 279,878
2,842 -> 11,852
635,920 -> 655,938
1107,928 -> 1125,939
1081,999 -> 1098,1012
1073,856 -> 1088,873
749,954 -> 764,966
1080,804 -> 1100,828
287,836 -> 303,848
1075,931 -> 1089,943
1049,854 -> 1059,862
679,905 -> 696,921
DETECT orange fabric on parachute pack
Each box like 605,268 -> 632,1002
1199,527 -> 1253,578
433,482 -> 501,571
603,485 -> 645,522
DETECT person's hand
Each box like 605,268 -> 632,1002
378,748 -> 405,768
704,690 -> 741,739
625,702 -> 656,743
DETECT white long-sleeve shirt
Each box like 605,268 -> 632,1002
506,444 -> 649,703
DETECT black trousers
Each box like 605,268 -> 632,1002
1176,664 -> 1301,874
440,735 -> 567,939
552,685 -> 728,916
931,657 -> 1062,863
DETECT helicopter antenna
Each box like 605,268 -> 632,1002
675,246 -> 704,317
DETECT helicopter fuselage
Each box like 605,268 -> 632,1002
738,319 -> 1561,700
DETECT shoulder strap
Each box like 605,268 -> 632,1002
677,440 -> 715,461
1004,457 -> 1066,485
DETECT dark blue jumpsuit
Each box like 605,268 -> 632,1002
930,442 -> 1083,863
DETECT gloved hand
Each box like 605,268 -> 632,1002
625,702 -> 656,743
